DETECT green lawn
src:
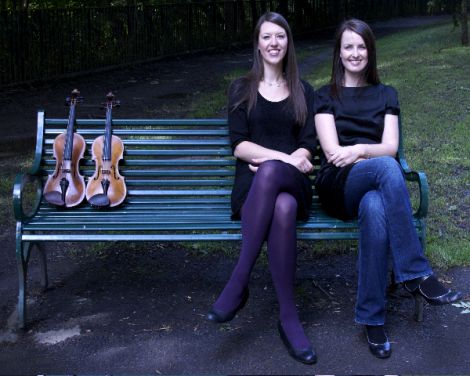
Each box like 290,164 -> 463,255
192,22 -> 470,268
375,25 -> 470,268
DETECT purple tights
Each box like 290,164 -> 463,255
213,160 -> 311,350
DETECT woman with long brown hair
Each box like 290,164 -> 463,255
314,18 -> 462,359
207,12 -> 317,364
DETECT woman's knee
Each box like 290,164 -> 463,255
256,160 -> 284,180
358,190 -> 385,224
375,156 -> 403,177
250,160 -> 286,196
274,193 -> 297,223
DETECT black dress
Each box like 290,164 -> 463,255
228,79 -> 317,220
313,83 -> 400,220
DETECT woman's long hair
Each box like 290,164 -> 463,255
230,12 -> 307,125
330,18 -> 380,98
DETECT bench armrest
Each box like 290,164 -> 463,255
399,157 -> 429,219
13,173 -> 43,222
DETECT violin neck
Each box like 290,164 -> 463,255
64,104 -> 76,161
103,106 -> 113,161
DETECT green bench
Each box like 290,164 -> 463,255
13,111 -> 429,328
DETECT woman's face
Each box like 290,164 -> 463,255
340,29 -> 368,77
257,21 -> 288,68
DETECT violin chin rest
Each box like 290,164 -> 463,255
44,191 -> 65,207
88,193 -> 111,209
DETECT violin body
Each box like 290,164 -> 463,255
43,89 -> 85,208
86,92 -> 126,208
44,133 -> 86,207
86,134 -> 126,207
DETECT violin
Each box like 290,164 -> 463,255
43,89 -> 86,208
86,92 -> 126,208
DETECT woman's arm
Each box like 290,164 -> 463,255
235,141 -> 313,173
314,113 -> 399,168
234,140 -> 289,162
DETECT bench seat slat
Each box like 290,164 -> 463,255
46,129 -> 230,136
46,118 -> 227,126
44,149 -> 233,156
29,217 -> 355,225
126,180 -> 233,186
127,189 -> 233,196
44,138 -> 231,146
43,159 -> 236,167
21,232 -> 363,242
124,149 -> 233,156
23,221 -> 359,230
33,198 -> 321,207
42,167 -> 236,176
111,170 -> 235,177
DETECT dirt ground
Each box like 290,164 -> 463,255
0,15 -> 469,375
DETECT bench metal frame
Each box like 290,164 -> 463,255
13,111 -> 428,328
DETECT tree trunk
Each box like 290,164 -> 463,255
236,0 -> 246,36
250,0 -> 257,29
277,0 -> 288,17
461,0 -> 469,45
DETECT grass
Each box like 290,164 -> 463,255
188,68 -> 247,118
379,25 -> 469,268
189,23 -> 470,267
0,152 -> 35,230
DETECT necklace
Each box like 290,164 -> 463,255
261,77 -> 286,87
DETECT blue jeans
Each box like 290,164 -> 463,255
343,156 -> 432,325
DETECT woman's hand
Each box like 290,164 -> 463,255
248,158 -> 266,172
327,145 -> 363,167
284,155 -> 313,173
249,155 -> 313,174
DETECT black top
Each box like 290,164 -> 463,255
228,79 -> 317,219
313,83 -> 400,219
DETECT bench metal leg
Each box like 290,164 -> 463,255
37,243 -> 49,291
16,234 -> 32,330
414,294 -> 424,322
416,221 -> 426,322
15,238 -> 46,329
388,270 -> 398,294
388,269 -> 424,322
419,221 -> 427,252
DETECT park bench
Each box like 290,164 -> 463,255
13,111 -> 429,328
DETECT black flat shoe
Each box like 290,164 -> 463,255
206,288 -> 249,323
364,326 -> 391,359
403,274 -> 463,306
277,321 -> 317,365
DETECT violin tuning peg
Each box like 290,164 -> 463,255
65,89 -> 83,106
